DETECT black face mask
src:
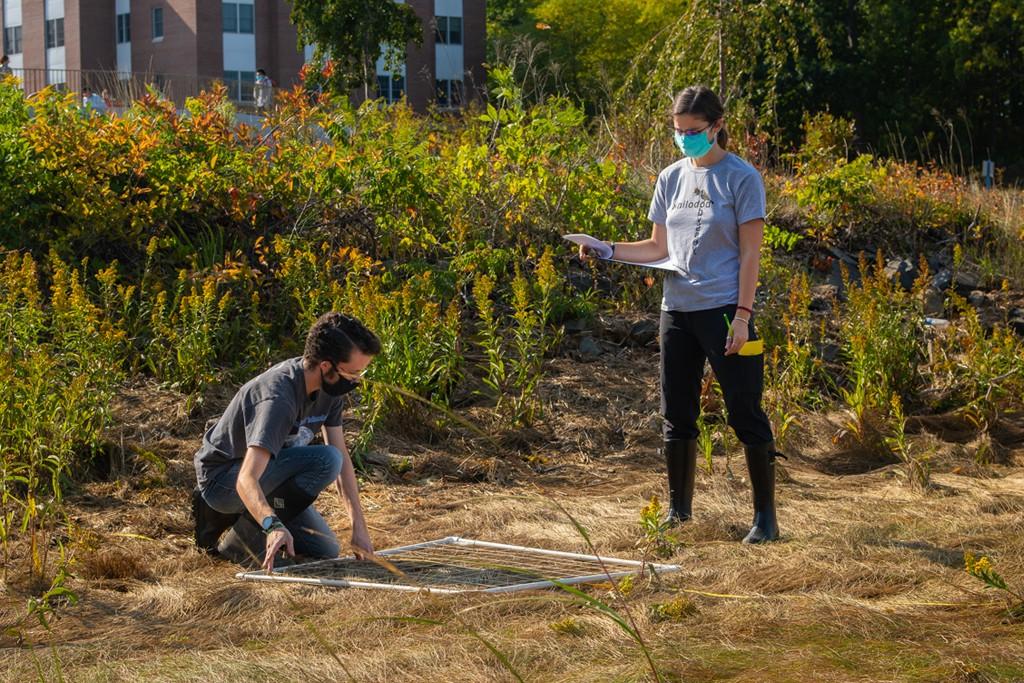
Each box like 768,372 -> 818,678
320,369 -> 358,397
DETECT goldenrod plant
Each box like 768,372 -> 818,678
637,496 -> 679,560
964,553 -> 1024,619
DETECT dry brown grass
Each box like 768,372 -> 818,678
2,347 -> 1024,682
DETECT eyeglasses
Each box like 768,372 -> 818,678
670,123 -> 712,136
327,361 -> 369,382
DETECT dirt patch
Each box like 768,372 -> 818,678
78,549 -> 154,583
807,444 -> 901,475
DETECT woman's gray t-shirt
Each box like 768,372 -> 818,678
193,357 -> 345,486
647,153 -> 766,312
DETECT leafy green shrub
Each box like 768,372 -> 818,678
340,256 -> 464,452
838,252 -> 925,441
791,154 -> 885,246
924,293 -> 1024,411
0,252 -> 122,577
145,272 -> 233,394
790,111 -> 856,174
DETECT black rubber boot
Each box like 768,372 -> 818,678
742,443 -> 782,544
216,480 -> 319,566
664,439 -> 697,524
192,488 -> 240,554
265,479 -> 317,523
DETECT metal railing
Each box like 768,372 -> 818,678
5,67 -> 271,110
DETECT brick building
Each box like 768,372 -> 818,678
0,0 -> 485,110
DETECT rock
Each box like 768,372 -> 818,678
363,450 -> 393,467
567,272 -> 594,293
1009,307 -> 1024,319
968,290 -> 986,308
627,319 -> 658,347
927,249 -> 952,272
884,258 -> 918,291
924,317 -> 951,330
923,287 -> 945,316
931,268 -> 953,291
817,342 -> 841,363
563,318 -> 590,334
828,256 -> 860,294
828,246 -> 857,266
1008,318 -> 1024,337
954,270 -> 982,293
578,336 -> 601,359
809,284 -> 838,312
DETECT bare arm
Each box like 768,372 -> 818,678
725,218 -> 765,355
237,445 -> 295,571
578,223 -> 669,263
737,219 -> 764,312
322,424 -> 373,558
236,445 -> 276,521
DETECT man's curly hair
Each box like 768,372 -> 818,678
303,312 -> 381,369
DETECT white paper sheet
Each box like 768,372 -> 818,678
563,233 -> 680,272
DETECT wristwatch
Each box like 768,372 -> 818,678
261,515 -> 284,534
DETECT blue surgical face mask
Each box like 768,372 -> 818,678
674,127 -> 715,159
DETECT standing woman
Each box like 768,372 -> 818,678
581,85 -> 781,543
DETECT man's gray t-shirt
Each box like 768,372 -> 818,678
647,153 -> 766,312
193,357 -> 345,486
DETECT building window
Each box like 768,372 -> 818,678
435,16 -> 462,45
116,13 -> 131,44
152,7 -> 164,40
239,3 -> 254,33
436,79 -> 464,108
222,3 -> 236,32
45,18 -> 65,49
3,26 -> 22,55
376,74 -> 404,104
223,70 -> 256,102
223,2 -> 254,34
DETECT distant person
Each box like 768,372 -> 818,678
254,68 -> 274,111
192,312 -> 379,571
100,88 -> 114,109
0,55 -> 13,78
82,87 -> 107,115
579,85 -> 783,543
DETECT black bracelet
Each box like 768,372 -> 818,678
609,241 -> 616,257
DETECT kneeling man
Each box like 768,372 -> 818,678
191,312 -> 379,571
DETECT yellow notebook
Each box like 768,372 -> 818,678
738,339 -> 764,356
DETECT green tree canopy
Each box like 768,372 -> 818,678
492,0 -> 1024,174
291,0 -> 423,95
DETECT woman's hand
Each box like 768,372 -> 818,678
578,242 -> 612,260
724,317 -> 750,355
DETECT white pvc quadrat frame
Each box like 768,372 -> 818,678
236,536 -> 681,594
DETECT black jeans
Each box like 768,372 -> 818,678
660,306 -> 774,445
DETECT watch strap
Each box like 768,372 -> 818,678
261,515 -> 285,534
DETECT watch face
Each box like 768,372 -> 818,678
261,516 -> 275,530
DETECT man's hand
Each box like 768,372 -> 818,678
263,526 -> 295,572
351,524 -> 374,560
